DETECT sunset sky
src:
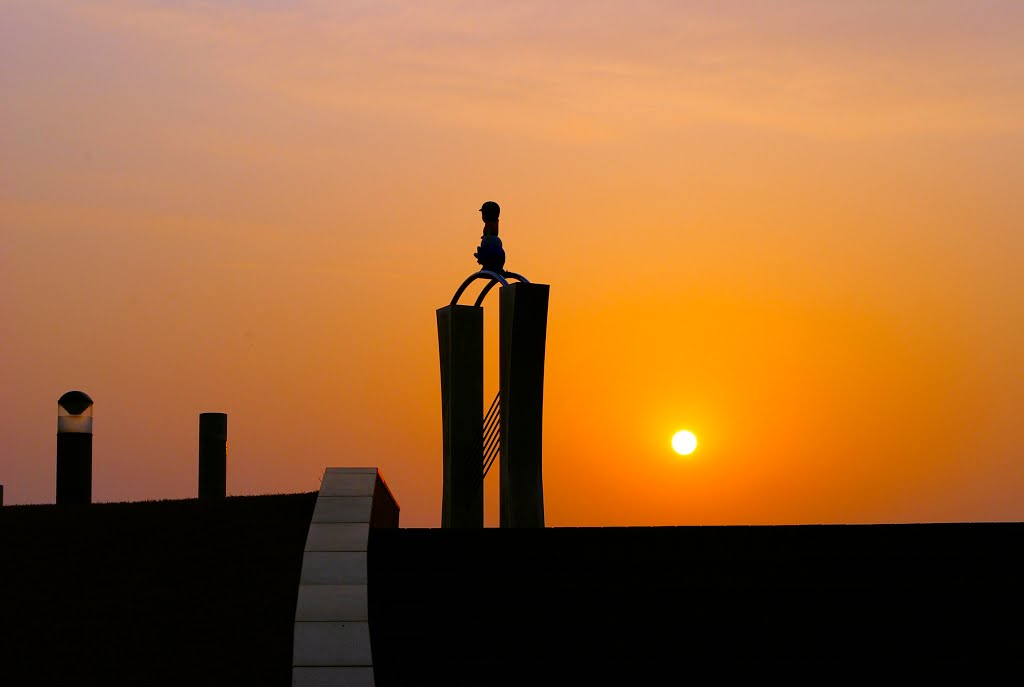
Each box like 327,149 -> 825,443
2,1 -> 1022,526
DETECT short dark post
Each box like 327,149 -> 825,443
56,390 -> 94,505
198,413 -> 227,499
0,484 -> 4,506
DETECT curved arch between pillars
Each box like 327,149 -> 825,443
450,270 -> 532,307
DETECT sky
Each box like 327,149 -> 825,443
2,0 -> 1022,527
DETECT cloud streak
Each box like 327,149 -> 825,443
35,0 -> 1024,140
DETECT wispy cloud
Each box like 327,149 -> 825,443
35,0 -> 1024,140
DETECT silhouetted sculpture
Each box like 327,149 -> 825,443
474,201 -> 506,275
440,201 -> 548,528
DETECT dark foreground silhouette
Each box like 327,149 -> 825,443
0,494 -> 316,687
3,500 -> 1023,684
368,524 -> 1024,683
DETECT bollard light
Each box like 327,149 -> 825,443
56,390 -> 93,505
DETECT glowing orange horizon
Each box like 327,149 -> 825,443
2,2 -> 1022,527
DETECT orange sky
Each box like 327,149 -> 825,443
2,1 -> 1022,526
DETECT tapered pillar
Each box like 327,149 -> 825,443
437,305 -> 484,527
198,413 -> 227,500
499,283 -> 549,528
56,390 -> 93,505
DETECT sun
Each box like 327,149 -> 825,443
672,430 -> 698,456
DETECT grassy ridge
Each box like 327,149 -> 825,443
0,493 -> 316,687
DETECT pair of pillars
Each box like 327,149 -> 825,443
437,279 -> 549,528
54,389 -> 227,504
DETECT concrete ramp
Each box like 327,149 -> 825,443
292,468 -> 399,687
